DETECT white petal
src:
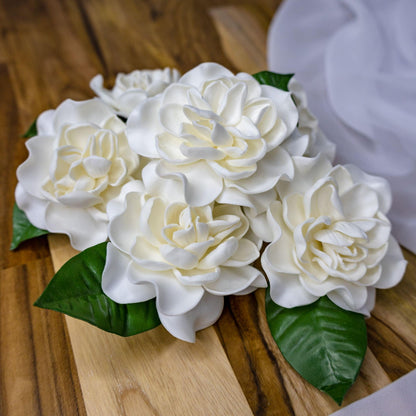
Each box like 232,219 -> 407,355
116,90 -> 147,116
283,193 -> 306,231
211,122 -> 232,146
142,161 -> 186,204
329,165 -> 354,195
173,268 -> 220,286
198,237 -> 238,269
179,62 -> 234,89
354,287 -> 376,317
109,191 -> 143,253
161,83 -> 191,106
281,130 -> 309,156
57,191 -> 101,208
160,103 -> 188,136
345,164 -> 392,214
263,260 -> 318,308
53,99 -> 114,131
90,74 -> 121,111
44,203 -> 107,250
263,225 -> 298,274
218,82 -> 246,125
36,109 -> 56,135
17,135 -> 55,199
157,161 -> 223,207
375,236 -> 407,289
228,146 -> 294,194
126,96 -> 162,157
246,210 -> 274,242
131,236 -> 171,271
159,245 -> 199,269
15,183 -> 48,230
305,179 -> 343,220
158,292 -> 223,342
341,184 -> 379,219
223,238 -> 259,267
332,221 -> 368,240
204,265 -> 266,296
323,282 -> 369,312
277,154 -> 332,199
365,218 -> 391,248
102,243 -> 156,303
260,84 -> 298,139
153,273 -> 205,316
301,275 -> 368,311
106,180 -> 144,220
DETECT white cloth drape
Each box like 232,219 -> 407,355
331,369 -> 416,416
268,0 -> 416,253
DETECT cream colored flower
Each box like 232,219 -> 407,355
262,155 -> 406,314
16,99 -> 139,250
288,78 -> 336,161
102,181 -> 266,342
90,68 -> 180,117
126,62 -> 300,207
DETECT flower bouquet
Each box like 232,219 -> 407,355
12,63 -> 406,404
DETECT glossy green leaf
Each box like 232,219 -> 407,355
10,203 -> 49,250
252,71 -> 294,91
22,119 -> 37,138
34,242 -> 161,336
265,291 -> 367,404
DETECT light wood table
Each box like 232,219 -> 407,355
1,1 -> 415,414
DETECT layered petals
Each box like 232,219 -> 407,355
90,68 -> 180,117
15,99 -> 140,250
102,184 -> 263,341
127,62 -> 299,207
262,156 -> 406,314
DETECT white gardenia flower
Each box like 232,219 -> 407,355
262,154 -> 407,315
126,62 -> 300,208
16,99 -> 139,250
102,181 -> 266,342
90,68 -> 180,117
287,78 -> 336,162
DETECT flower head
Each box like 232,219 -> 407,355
261,155 -> 406,315
90,68 -> 180,117
102,181 -> 266,342
127,62 -> 300,207
16,99 -> 139,250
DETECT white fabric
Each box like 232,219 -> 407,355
331,369 -> 416,416
268,0 -> 416,253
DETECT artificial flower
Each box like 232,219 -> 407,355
261,154 -> 406,315
288,78 -> 336,161
102,181 -> 266,342
90,68 -> 180,117
126,62 -> 301,207
16,99 -> 139,250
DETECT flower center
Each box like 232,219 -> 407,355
42,126 -> 127,207
294,216 -> 369,281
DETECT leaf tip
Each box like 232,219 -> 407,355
322,382 -> 352,406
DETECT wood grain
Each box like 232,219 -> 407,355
48,235 -> 253,416
1,0 -> 416,415
0,259 -> 86,415
210,5 -> 416,415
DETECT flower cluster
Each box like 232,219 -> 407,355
16,63 -> 406,342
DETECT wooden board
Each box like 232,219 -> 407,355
48,235 -> 253,416
1,1 -> 416,415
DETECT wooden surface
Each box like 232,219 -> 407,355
1,1 -> 416,415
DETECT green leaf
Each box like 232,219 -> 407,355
252,71 -> 294,92
34,242 -> 161,336
10,203 -> 49,250
265,291 -> 367,404
22,119 -> 37,138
